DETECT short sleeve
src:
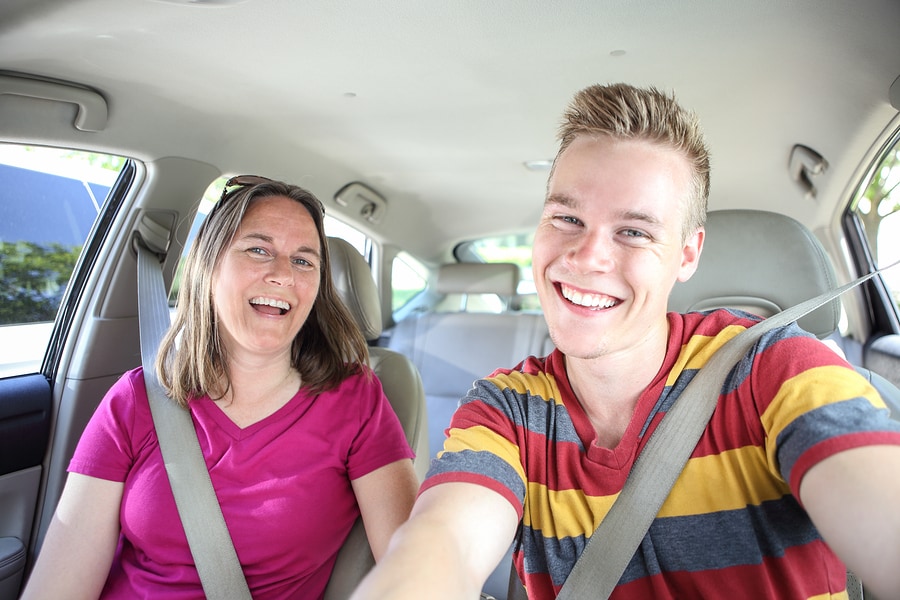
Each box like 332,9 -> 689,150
747,327 -> 900,494
345,370 -> 415,481
421,375 -> 529,517
68,368 -> 153,482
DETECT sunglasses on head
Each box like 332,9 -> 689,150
218,175 -> 276,203
217,174 -> 324,215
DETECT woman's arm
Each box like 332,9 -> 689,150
351,458 -> 418,561
20,473 -> 124,600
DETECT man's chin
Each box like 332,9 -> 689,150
548,330 -> 608,361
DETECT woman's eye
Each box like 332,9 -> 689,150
248,247 -> 269,255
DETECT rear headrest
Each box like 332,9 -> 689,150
328,237 -> 382,341
668,209 -> 840,338
436,263 -> 519,296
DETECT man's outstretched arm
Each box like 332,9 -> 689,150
801,444 -> 900,600
351,481 -> 520,600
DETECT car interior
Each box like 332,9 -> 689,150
2,1 -> 900,599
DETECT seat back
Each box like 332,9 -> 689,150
322,237 -> 429,600
388,262 -> 551,462
386,261 -> 551,600
668,209 -> 840,338
434,262 -> 521,311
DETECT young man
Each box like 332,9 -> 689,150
351,83 -> 900,599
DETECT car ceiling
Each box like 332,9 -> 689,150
1,0 -> 899,264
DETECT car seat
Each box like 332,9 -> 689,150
668,208 -> 900,416
386,261 -> 552,600
322,237 -> 429,599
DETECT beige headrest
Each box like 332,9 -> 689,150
436,262 -> 519,296
328,237 -> 382,341
668,209 -> 839,338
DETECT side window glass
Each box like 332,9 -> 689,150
0,144 -> 126,377
391,252 -> 428,314
850,138 -> 900,312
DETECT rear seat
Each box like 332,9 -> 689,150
387,262 -> 552,461
386,262 -> 552,600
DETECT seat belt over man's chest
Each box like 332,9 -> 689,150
548,265 -> 888,600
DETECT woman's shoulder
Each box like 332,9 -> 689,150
329,364 -> 383,400
96,366 -> 154,424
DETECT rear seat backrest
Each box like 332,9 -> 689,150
388,262 -> 552,462
434,262 -> 520,311
386,261 -> 551,600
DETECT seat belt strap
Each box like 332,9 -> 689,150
136,242 -> 253,600
555,264 -> 891,600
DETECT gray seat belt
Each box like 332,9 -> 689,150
136,238 -> 253,600
551,264 -> 891,600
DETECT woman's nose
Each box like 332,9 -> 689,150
266,256 -> 295,286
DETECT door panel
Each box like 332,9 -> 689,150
0,373 -> 50,600
864,333 -> 900,388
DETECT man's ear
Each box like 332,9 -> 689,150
677,227 -> 704,283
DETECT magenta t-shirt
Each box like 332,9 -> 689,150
68,366 -> 415,599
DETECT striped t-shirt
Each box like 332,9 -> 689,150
423,309 -> 900,599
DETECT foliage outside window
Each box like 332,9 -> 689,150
852,142 -> 900,309
0,144 -> 125,376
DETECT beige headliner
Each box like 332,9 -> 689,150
1,0 -> 899,263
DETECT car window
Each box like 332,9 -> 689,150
0,143 -> 126,377
391,251 -> 428,314
847,130 -> 900,315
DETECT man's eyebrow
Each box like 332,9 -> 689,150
620,210 -> 663,227
543,196 -> 664,228
544,193 -> 577,208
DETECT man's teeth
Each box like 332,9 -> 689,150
250,297 -> 291,311
561,286 -> 617,308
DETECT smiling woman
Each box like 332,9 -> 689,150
19,177 -> 419,600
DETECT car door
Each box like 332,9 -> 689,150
841,120 -> 900,389
0,146 -> 133,598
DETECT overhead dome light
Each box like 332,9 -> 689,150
523,160 -> 552,171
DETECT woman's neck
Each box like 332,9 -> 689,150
214,353 -> 301,427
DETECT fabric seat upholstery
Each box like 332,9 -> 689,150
669,209 -> 900,405
668,209 -> 840,338
322,237 -> 429,600
388,262 -> 551,462
386,262 -> 552,600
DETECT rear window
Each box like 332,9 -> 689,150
455,232 -> 540,311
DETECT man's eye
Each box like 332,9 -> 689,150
557,215 -> 582,226
622,229 -> 648,239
